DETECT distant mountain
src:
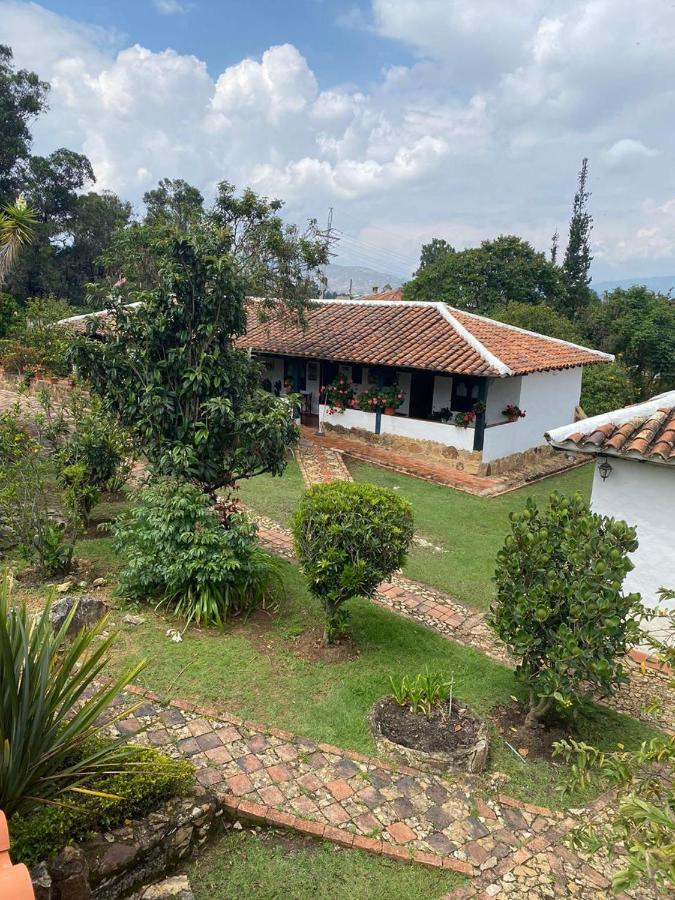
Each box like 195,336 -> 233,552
593,275 -> 675,295
324,263 -> 404,297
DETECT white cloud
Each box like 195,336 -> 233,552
153,0 -> 188,14
1,0 -> 675,278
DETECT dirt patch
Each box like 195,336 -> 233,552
489,700 -> 572,762
375,695 -> 481,753
288,626 -> 360,663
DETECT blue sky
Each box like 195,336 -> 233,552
3,1 -> 675,281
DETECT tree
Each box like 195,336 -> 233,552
403,235 -> 566,315
0,45 -> 49,206
487,492 -> 645,728
143,177 -> 204,230
0,197 -> 36,285
490,301 -> 582,343
562,158 -> 594,319
580,362 -> 637,417
586,286 -> 675,398
291,482 -> 414,644
417,238 -> 454,272
70,226 -> 300,494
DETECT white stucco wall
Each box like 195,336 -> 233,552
482,367 -> 583,463
589,458 -> 675,639
432,376 -> 453,412
485,376 -> 521,425
319,405 -> 475,450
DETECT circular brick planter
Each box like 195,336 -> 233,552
369,696 -> 489,775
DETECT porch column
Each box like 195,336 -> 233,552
473,379 -> 488,452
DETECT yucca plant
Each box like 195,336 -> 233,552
0,570 -> 146,816
0,197 -> 37,286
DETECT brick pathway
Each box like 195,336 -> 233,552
114,685 -> 650,898
295,438 -> 353,487
253,514 -> 674,736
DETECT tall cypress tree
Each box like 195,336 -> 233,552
562,158 -> 594,319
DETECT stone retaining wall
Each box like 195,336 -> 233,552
30,787 -> 222,900
0,367 -> 77,402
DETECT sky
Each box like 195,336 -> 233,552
2,0 -> 675,282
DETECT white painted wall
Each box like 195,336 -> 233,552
396,371 -> 411,415
485,376 -> 521,425
320,406 -> 374,431
590,458 -> 675,640
432,376 -> 453,413
482,367 -> 583,463
320,405 -> 475,450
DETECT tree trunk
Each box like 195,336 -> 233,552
525,694 -> 553,729
323,599 -> 340,646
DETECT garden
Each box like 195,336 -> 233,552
0,166 -> 672,899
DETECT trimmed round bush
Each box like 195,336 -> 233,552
291,482 -> 414,643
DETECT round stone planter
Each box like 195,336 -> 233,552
369,696 -> 489,775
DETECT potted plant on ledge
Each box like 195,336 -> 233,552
502,403 -> 526,423
454,410 -> 476,428
356,384 -> 405,415
323,376 -> 355,414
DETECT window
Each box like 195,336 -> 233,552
451,377 -> 481,412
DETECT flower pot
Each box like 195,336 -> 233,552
384,406 -> 396,415
507,414 -> 519,423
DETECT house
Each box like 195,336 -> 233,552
546,392 -> 675,637
238,297 -> 612,473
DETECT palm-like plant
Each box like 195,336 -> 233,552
0,570 -> 146,816
0,197 -> 37,286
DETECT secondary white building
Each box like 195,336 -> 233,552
546,392 -> 675,641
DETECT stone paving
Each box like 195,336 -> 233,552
111,684 -> 652,899
295,438 -> 353,487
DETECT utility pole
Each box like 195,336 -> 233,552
320,207 -> 334,299
348,277 -> 353,300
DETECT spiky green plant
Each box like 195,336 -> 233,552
0,197 -> 37,285
0,570 -> 146,815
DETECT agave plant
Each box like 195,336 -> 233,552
0,197 -> 37,286
0,570 -> 146,816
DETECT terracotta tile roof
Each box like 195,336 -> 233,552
357,288 -> 403,301
60,298 -> 612,378
546,392 -> 675,465
237,299 -> 612,377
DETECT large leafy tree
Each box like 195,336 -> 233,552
0,45 -> 48,206
143,177 -> 204,229
490,300 -> 582,343
562,158 -> 595,319
70,226 -> 301,493
403,235 -> 566,314
416,237 -> 454,273
586,286 -> 675,398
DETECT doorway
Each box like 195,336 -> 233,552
408,371 -> 435,420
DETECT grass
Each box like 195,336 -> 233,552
187,829 -> 463,899
235,455 -> 594,611
96,552 -> 657,811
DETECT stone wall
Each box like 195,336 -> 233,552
0,367 -> 77,402
323,423 -> 484,474
30,787 -> 222,900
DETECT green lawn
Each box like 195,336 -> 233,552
187,829 -> 462,899
235,456 -> 594,610
98,552 -> 656,811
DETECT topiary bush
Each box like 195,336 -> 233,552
112,479 -> 282,627
9,746 -> 193,867
487,492 -> 646,728
291,482 -> 414,644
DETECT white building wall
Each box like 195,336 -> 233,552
432,376 -> 453,413
485,376 -> 521,425
589,458 -> 675,639
482,367 -> 583,463
319,405 -> 475,450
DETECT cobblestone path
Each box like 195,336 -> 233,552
295,437 -> 353,486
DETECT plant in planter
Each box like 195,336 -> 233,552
355,383 -> 405,414
453,410 -> 475,428
323,376 -> 355,413
370,669 -> 489,774
502,403 -> 526,421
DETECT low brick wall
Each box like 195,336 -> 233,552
30,787 -> 222,900
0,367 -> 77,402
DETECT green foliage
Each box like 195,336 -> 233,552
10,746 -> 193,867
291,482 -> 414,643
0,291 -> 17,337
112,479 -> 282,627
0,197 -> 37,285
389,670 -> 454,718
562,158 -> 595,319
0,405 -> 76,574
144,177 -> 204,230
580,362 -> 637,417
417,237 -> 454,272
355,384 -> 405,412
0,570 -> 146,816
586,285 -> 675,398
487,492 -> 646,726
324,375 -> 355,412
0,295 -> 75,376
71,227 -> 300,492
490,301 -> 583,343
403,235 -> 566,315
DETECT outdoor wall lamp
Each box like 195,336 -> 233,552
598,458 -> 613,481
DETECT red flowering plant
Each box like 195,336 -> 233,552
454,410 -> 476,428
356,384 -> 405,413
502,403 -> 526,420
323,376 -> 355,413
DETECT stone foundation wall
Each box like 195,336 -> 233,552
0,367 -> 77,402
30,787 -> 222,900
479,443 -> 581,478
323,423 -> 484,475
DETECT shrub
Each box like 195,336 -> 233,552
0,570 -> 146,816
580,362 -> 637,417
10,746 -> 193,867
112,479 -> 282,627
487,492 -> 646,727
323,375 -> 355,412
2,296 -> 75,377
291,482 -> 414,644
0,405 -> 77,574
355,384 -> 405,413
